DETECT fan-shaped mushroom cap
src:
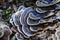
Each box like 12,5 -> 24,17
36,0 -> 60,7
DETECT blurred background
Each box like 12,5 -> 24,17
0,0 -> 28,23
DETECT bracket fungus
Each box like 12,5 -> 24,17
0,21 -> 12,40
10,0 -> 60,40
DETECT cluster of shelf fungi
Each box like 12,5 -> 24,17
0,0 -> 60,40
